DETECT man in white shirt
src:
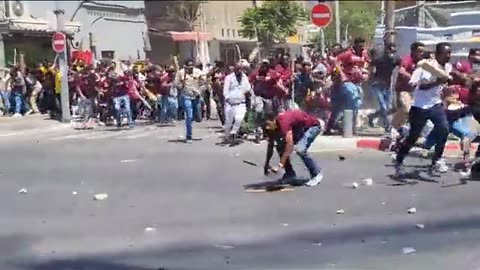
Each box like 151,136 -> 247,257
223,61 -> 252,144
395,42 -> 452,176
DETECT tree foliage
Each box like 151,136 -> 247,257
311,1 -> 381,48
238,0 -> 308,44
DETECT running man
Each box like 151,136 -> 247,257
265,109 -> 324,187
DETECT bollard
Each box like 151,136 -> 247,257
343,109 -> 353,138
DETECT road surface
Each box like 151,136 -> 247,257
0,120 -> 479,270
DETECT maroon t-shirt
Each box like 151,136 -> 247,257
277,110 -> 320,138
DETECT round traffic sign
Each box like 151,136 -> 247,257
311,3 -> 332,28
52,32 -> 66,53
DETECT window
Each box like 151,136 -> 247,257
227,29 -> 230,37
221,28 -> 225,37
101,50 -> 115,59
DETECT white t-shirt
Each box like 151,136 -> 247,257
410,61 -> 452,109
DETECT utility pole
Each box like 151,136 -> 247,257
384,0 -> 396,44
54,1 -> 71,122
334,0 -> 340,44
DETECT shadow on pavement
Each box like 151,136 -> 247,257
17,214 -> 480,270
23,260 -> 159,270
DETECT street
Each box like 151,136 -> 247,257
1,120 -> 480,270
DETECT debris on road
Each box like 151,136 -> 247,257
281,223 -> 289,227
18,188 -> 27,194
93,193 -> 108,200
314,242 -> 322,246
243,160 -> 258,167
416,224 -> 425,229
144,227 -> 157,233
214,244 -> 234,249
338,155 -> 346,161
382,202 -> 386,205
362,178 -> 373,186
234,153 -> 240,157
407,207 -> 417,214
72,191 -> 78,195
120,159 -> 136,163
402,247 -> 416,254
336,209 -> 345,214
351,182 -> 359,189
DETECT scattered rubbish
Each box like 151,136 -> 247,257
72,191 -> 78,195
281,223 -> 289,227
214,244 -> 234,249
407,207 -> 417,214
351,182 -> 359,189
390,153 -> 397,161
243,160 -> 258,167
382,202 -> 386,205
234,153 -> 240,157
338,155 -> 346,161
381,240 -> 388,244
18,188 -> 27,194
336,209 -> 345,214
402,247 -> 416,254
314,242 -> 322,246
144,227 -> 157,233
362,178 -> 373,186
93,193 -> 108,200
416,224 -> 425,229
120,159 -> 136,163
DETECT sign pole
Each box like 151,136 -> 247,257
54,1 -> 71,123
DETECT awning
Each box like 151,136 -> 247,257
0,18 -> 81,35
167,31 -> 212,42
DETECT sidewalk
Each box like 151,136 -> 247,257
0,114 -> 69,136
310,134 -> 477,154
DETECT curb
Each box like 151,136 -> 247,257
356,138 -> 477,152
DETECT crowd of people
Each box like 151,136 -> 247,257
0,37 -> 479,183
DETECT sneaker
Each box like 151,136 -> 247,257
432,160 -> 448,173
305,171 -> 323,187
185,137 -> 193,144
12,113 -> 22,117
25,109 -> 33,115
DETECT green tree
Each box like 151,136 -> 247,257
311,1 -> 381,49
238,0 -> 308,56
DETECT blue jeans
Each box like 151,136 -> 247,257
295,125 -> 322,178
113,95 -> 133,126
372,83 -> 392,129
160,95 -> 178,123
0,90 -> 10,113
341,82 -> 362,132
182,95 -> 199,140
424,116 -> 474,149
10,91 -> 24,114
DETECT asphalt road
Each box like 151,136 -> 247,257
1,120 -> 480,270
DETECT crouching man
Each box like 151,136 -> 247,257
265,109 -> 324,187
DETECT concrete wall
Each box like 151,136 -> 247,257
27,1 -> 147,60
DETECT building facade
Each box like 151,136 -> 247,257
27,0 -> 148,61
145,0 -> 309,65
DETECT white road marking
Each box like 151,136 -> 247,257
0,132 -> 20,137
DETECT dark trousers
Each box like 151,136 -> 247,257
472,109 -> 480,157
396,104 -> 449,165
203,90 -> 211,119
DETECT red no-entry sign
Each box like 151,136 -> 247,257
311,3 -> 332,28
52,32 -> 66,53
